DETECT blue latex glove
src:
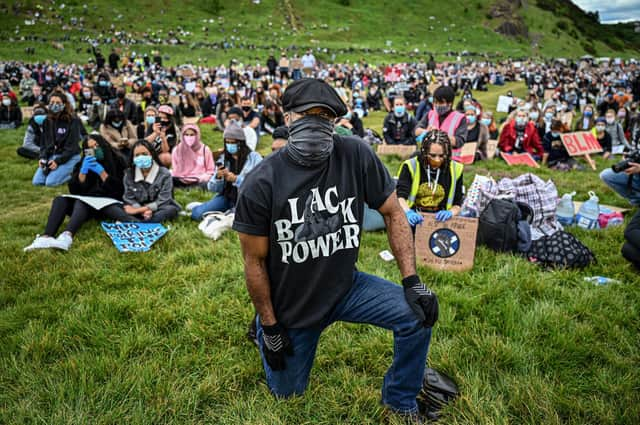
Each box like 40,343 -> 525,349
89,159 -> 105,175
416,132 -> 427,143
435,210 -> 453,222
406,209 -> 424,227
80,156 -> 92,175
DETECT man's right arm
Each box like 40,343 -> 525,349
238,232 -> 277,326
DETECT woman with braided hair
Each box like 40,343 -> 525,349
396,130 -> 464,227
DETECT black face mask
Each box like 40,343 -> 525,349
241,106 -> 252,112
117,92 -> 125,99
285,115 -> 335,167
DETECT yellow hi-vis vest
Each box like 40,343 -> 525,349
397,158 -> 464,209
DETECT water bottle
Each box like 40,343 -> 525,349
575,191 -> 600,230
583,276 -> 621,286
556,191 -> 576,226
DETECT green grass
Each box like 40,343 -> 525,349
1,82 -> 640,424
0,0 -> 637,66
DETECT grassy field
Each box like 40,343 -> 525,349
0,0 -> 637,66
1,81 -> 639,424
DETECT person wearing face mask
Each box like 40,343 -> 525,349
33,92 -> 82,187
0,92 -> 22,129
499,109 -> 543,160
171,124 -> 215,188
614,85 -> 631,109
602,108 -> 631,155
94,72 -> 115,103
557,101 -> 574,129
25,85 -> 46,106
598,92 -> 619,117
542,120 -> 578,170
24,134 -> 127,251
481,111 -> 499,140
574,104 -> 596,132
542,105 -> 556,135
260,100 -> 285,136
366,82 -> 383,111
17,104 -> 47,160
628,103 -> 640,149
239,96 -> 261,134
397,129 -> 464,227
77,86 -> 94,118
102,140 -> 180,223
88,94 -> 109,130
415,85 -> 467,148
190,122 -> 262,220
464,106 -> 489,160
591,117 -> 613,159
200,86 -> 218,123
99,109 -> 137,157
232,79 -> 437,423
336,107 -> 365,138
114,86 -> 139,125
382,96 -> 417,145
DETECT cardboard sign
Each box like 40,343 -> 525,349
500,152 -> 540,168
560,132 -> 603,156
415,215 -> 479,272
101,222 -> 168,252
496,95 -> 513,113
376,144 -> 416,159
183,117 -> 200,125
21,106 -> 34,119
452,142 -> 477,165
486,139 -> 498,160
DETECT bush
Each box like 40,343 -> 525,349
556,20 -> 569,31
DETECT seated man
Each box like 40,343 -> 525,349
382,96 -> 417,145
499,108 -> 543,160
622,210 -> 640,270
600,155 -> 640,207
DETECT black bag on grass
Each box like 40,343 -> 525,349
477,198 -> 532,253
527,230 -> 596,269
417,368 -> 459,421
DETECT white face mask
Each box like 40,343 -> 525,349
2,99 -> 11,106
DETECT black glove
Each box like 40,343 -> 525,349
402,275 -> 439,328
261,322 -> 294,371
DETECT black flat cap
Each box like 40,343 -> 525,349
272,126 -> 289,140
282,78 -> 347,117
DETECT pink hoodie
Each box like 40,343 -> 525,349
171,124 -> 215,183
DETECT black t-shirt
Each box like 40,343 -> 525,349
232,135 -> 395,328
542,132 -> 570,165
467,124 -> 480,143
396,160 -> 464,212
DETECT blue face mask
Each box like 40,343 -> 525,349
394,106 -> 405,116
226,143 -> 238,154
34,115 -> 46,125
545,112 -> 554,120
428,97 -> 434,103
529,112 -> 539,121
480,118 -> 491,126
146,116 -> 155,125
516,117 -> 527,126
466,115 -> 476,124
133,154 -> 153,169
344,112 -> 352,120
552,132 -> 561,138
584,110 -> 593,117
49,103 -> 64,114
99,80 -> 110,87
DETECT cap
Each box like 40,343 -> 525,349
227,106 -> 243,117
223,121 -> 245,141
433,86 -> 455,103
158,104 -> 174,116
595,117 -> 606,124
272,126 -> 289,140
281,78 -> 347,117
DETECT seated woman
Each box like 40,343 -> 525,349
593,117 -> 613,159
574,104 -> 596,132
17,103 -> 47,160
24,134 -> 127,251
396,130 -> 464,227
100,108 -> 137,158
171,124 -> 215,188
480,111 -> 499,140
0,92 -> 23,129
137,106 -> 171,167
155,104 -> 180,166
259,100 -> 285,136
498,108 -> 543,160
464,106 -> 489,160
542,120 -> 579,171
191,122 -> 262,220
102,140 -> 181,223
33,91 -> 82,187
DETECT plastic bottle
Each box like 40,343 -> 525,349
556,191 -> 576,226
575,191 -> 600,230
583,276 -> 621,286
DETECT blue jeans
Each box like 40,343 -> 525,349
32,154 -> 81,187
191,194 -> 233,220
256,271 -> 432,414
600,168 -> 640,206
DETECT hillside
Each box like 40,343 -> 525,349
0,0 -> 637,66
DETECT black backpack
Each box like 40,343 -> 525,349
477,198 -> 532,253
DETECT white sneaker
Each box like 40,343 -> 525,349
23,235 -> 58,251
186,201 -> 203,211
54,232 -> 73,251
